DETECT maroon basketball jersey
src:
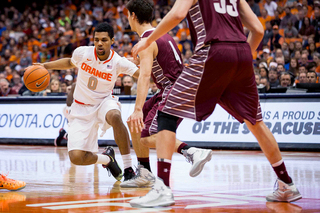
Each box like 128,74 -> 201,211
187,0 -> 247,51
141,29 -> 183,90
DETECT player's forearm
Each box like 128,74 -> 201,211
247,31 -> 264,55
43,58 -> 75,70
146,0 -> 192,44
134,74 -> 150,111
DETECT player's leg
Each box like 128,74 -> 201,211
141,135 -> 213,177
130,122 -> 151,172
105,109 -> 135,180
130,111 -> 176,208
244,120 -> 302,202
68,103 -> 122,181
219,43 -> 301,202
120,122 -> 156,188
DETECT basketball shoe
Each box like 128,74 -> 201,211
182,147 -> 214,177
266,179 -> 302,202
54,128 -> 67,146
0,174 -> 26,191
120,165 -> 155,188
129,177 -> 174,208
102,147 -> 123,181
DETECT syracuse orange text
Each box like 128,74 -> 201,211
81,63 -> 112,81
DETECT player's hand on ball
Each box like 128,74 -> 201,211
127,110 -> 144,133
32,63 -> 45,67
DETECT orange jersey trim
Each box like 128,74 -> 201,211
94,49 -> 115,64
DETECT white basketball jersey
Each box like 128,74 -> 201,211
71,46 -> 137,105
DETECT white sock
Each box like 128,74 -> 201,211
121,154 -> 132,169
95,154 -> 111,165
271,159 -> 283,167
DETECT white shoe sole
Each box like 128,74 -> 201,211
130,200 -> 175,208
189,150 -> 214,177
266,194 -> 302,202
120,183 -> 154,188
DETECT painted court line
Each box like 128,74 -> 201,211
26,197 -> 138,207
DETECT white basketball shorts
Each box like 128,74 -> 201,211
67,95 -> 121,153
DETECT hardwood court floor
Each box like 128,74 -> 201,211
0,145 -> 319,212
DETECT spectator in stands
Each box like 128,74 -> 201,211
44,78 -> 61,95
280,72 -> 292,87
57,36 -> 73,58
148,80 -> 160,95
298,72 -> 308,83
64,74 -> 73,86
295,9 -> 306,31
269,67 -> 280,87
255,73 -> 261,86
19,48 -> 32,70
259,67 -> 268,78
312,52 -> 320,74
263,21 -> 273,46
280,6 -> 298,29
122,75 -> 137,95
248,0 -> 261,16
260,77 -> 271,92
311,6 -> 320,29
10,72 -> 23,94
270,10 -> 282,27
179,31 -> 193,53
287,57 -> 299,76
264,0 -> 278,16
61,82 -> 67,93
262,48 -> 273,64
183,49 -> 192,65
259,9 -> 273,30
299,65 -> 307,74
176,20 -> 190,40
299,17 -> 316,40
270,25 -> 284,51
0,78 -> 17,96
284,21 -> 299,38
38,43 -> 51,63
300,53 -> 309,67
307,71 -> 318,83
277,63 -> 286,73
307,61 -> 317,72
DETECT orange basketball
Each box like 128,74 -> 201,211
23,65 -> 50,92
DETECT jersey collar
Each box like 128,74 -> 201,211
140,28 -> 155,38
94,49 -> 114,64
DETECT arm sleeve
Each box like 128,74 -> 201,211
118,57 -> 139,76
71,47 -> 86,67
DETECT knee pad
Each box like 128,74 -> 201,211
157,111 -> 179,133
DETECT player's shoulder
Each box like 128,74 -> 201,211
73,46 -> 93,55
75,45 -> 93,51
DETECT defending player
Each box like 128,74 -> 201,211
120,0 -> 213,189
130,0 -> 302,207
36,23 -> 138,181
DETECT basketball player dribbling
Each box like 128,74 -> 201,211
130,0 -> 302,208
35,23 -> 139,182
119,0 -> 214,189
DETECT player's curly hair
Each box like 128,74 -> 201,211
126,0 -> 154,25
93,22 -> 114,39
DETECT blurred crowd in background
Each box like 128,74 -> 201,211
1,0 -> 320,97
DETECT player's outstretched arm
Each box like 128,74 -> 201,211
239,0 -> 264,55
131,0 -> 194,59
128,43 -> 155,133
34,58 -> 76,70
